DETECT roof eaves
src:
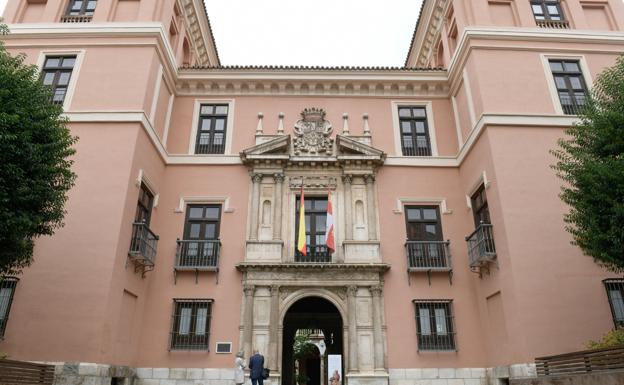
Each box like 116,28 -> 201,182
179,64 -> 446,72
197,0 -> 221,66
404,0 -> 430,68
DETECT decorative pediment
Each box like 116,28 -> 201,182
240,135 -> 290,164
336,135 -> 385,160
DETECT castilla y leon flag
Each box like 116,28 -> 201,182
325,190 -> 335,253
297,185 -> 307,256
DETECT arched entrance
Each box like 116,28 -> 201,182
282,297 -> 343,385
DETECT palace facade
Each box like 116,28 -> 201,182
2,1 -> 624,385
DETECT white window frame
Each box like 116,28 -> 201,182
540,53 -> 593,115
36,49 -> 86,112
391,101 -> 439,157
188,99 -> 235,155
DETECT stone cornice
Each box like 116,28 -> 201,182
180,0 -> 220,66
236,262 -> 391,273
405,0 -> 449,68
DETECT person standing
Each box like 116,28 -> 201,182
234,351 -> 246,385
248,349 -> 265,385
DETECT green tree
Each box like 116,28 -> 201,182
0,23 -> 77,276
552,55 -> 624,273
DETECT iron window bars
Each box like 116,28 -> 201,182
604,279 -> 624,328
399,107 -> 433,156
549,60 -> 589,115
0,277 -> 19,338
413,300 -> 456,351
195,104 -> 229,154
170,299 -> 213,350
531,1 -> 568,28
41,56 -> 76,105
128,184 -> 158,276
295,196 -> 331,263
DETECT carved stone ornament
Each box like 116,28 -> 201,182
290,176 -> 338,190
293,108 -> 334,155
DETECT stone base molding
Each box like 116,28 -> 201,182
389,364 -> 537,385
50,362 -> 135,385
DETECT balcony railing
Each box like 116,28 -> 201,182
60,15 -> 93,23
128,222 -> 159,274
175,239 -> 220,270
536,19 -> 570,29
405,241 -> 451,270
465,223 -> 496,269
295,245 -> 331,263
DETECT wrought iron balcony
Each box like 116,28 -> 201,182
405,241 -> 451,271
536,19 -> 569,29
465,223 -> 496,269
128,222 -> 159,275
175,240 -> 221,270
60,15 -> 93,23
295,245 -> 331,263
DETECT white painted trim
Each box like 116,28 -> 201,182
391,100 -> 439,157
188,99 -> 235,155
451,95 -> 463,145
162,93 -> 175,148
36,49 -> 86,111
539,53 -> 593,115
465,171 -> 490,210
462,68 -> 477,128
149,65 -> 164,122
393,197 -> 452,215
168,155 -> 242,164
174,196 -> 234,213
135,169 -> 160,208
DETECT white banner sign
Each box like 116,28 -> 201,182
327,355 -> 342,385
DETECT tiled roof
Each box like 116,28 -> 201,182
180,64 -> 446,71
197,0 -> 221,66
404,0 -> 430,67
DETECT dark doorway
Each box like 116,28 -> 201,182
282,297 -> 343,385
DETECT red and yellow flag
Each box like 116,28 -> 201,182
325,190 -> 335,253
297,186 -> 306,255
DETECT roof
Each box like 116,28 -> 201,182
197,0 -> 221,66
180,64 -> 445,72
404,0 -> 430,67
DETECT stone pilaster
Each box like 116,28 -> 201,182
371,285 -> 385,371
242,284 -> 255,359
268,285 -> 280,371
342,175 -> 353,241
364,174 -> 377,240
347,285 -> 358,373
249,173 -> 263,240
272,174 -> 284,241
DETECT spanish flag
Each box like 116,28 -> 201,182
297,186 -> 307,255
325,190 -> 335,253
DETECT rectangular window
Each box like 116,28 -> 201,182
0,278 -> 19,338
295,196 -> 330,262
405,206 -> 448,269
471,184 -> 490,227
65,0 -> 97,16
170,299 -> 213,350
398,107 -> 432,156
413,300 -> 456,351
195,104 -> 229,154
531,0 -> 564,21
604,279 -> 624,328
41,56 -> 76,105
549,59 -> 588,115
134,183 -> 154,226
177,205 -> 221,268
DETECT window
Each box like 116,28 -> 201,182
604,279 -> 624,328
65,0 -> 97,16
549,60 -> 588,115
195,104 -> 229,154
295,196 -> 330,262
413,300 -> 456,351
134,183 -> 154,226
170,299 -> 213,350
178,205 -> 221,267
405,206 -> 448,269
531,0 -> 564,21
398,107 -> 432,156
0,278 -> 18,338
471,184 -> 490,227
41,56 -> 76,105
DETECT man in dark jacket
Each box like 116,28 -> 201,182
248,349 -> 265,385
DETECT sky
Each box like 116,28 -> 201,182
0,0 -> 424,67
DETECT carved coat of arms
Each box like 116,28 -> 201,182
293,108 -> 334,155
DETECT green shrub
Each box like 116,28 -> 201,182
586,327 -> 624,349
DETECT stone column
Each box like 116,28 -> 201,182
249,173 -> 263,240
347,285 -> 358,373
273,174 -> 284,240
242,285 -> 255,358
268,285 -> 280,371
371,285 -> 385,370
364,174 -> 377,240
342,175 -> 353,241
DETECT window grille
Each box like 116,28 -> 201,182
0,277 -> 19,338
398,107 -> 432,156
41,56 -> 76,105
195,105 -> 229,154
170,299 -> 213,350
413,300 -> 456,351
604,279 -> 624,328
404,206 -> 450,270
295,196 -> 331,263
176,205 -> 222,269
549,60 -> 588,115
